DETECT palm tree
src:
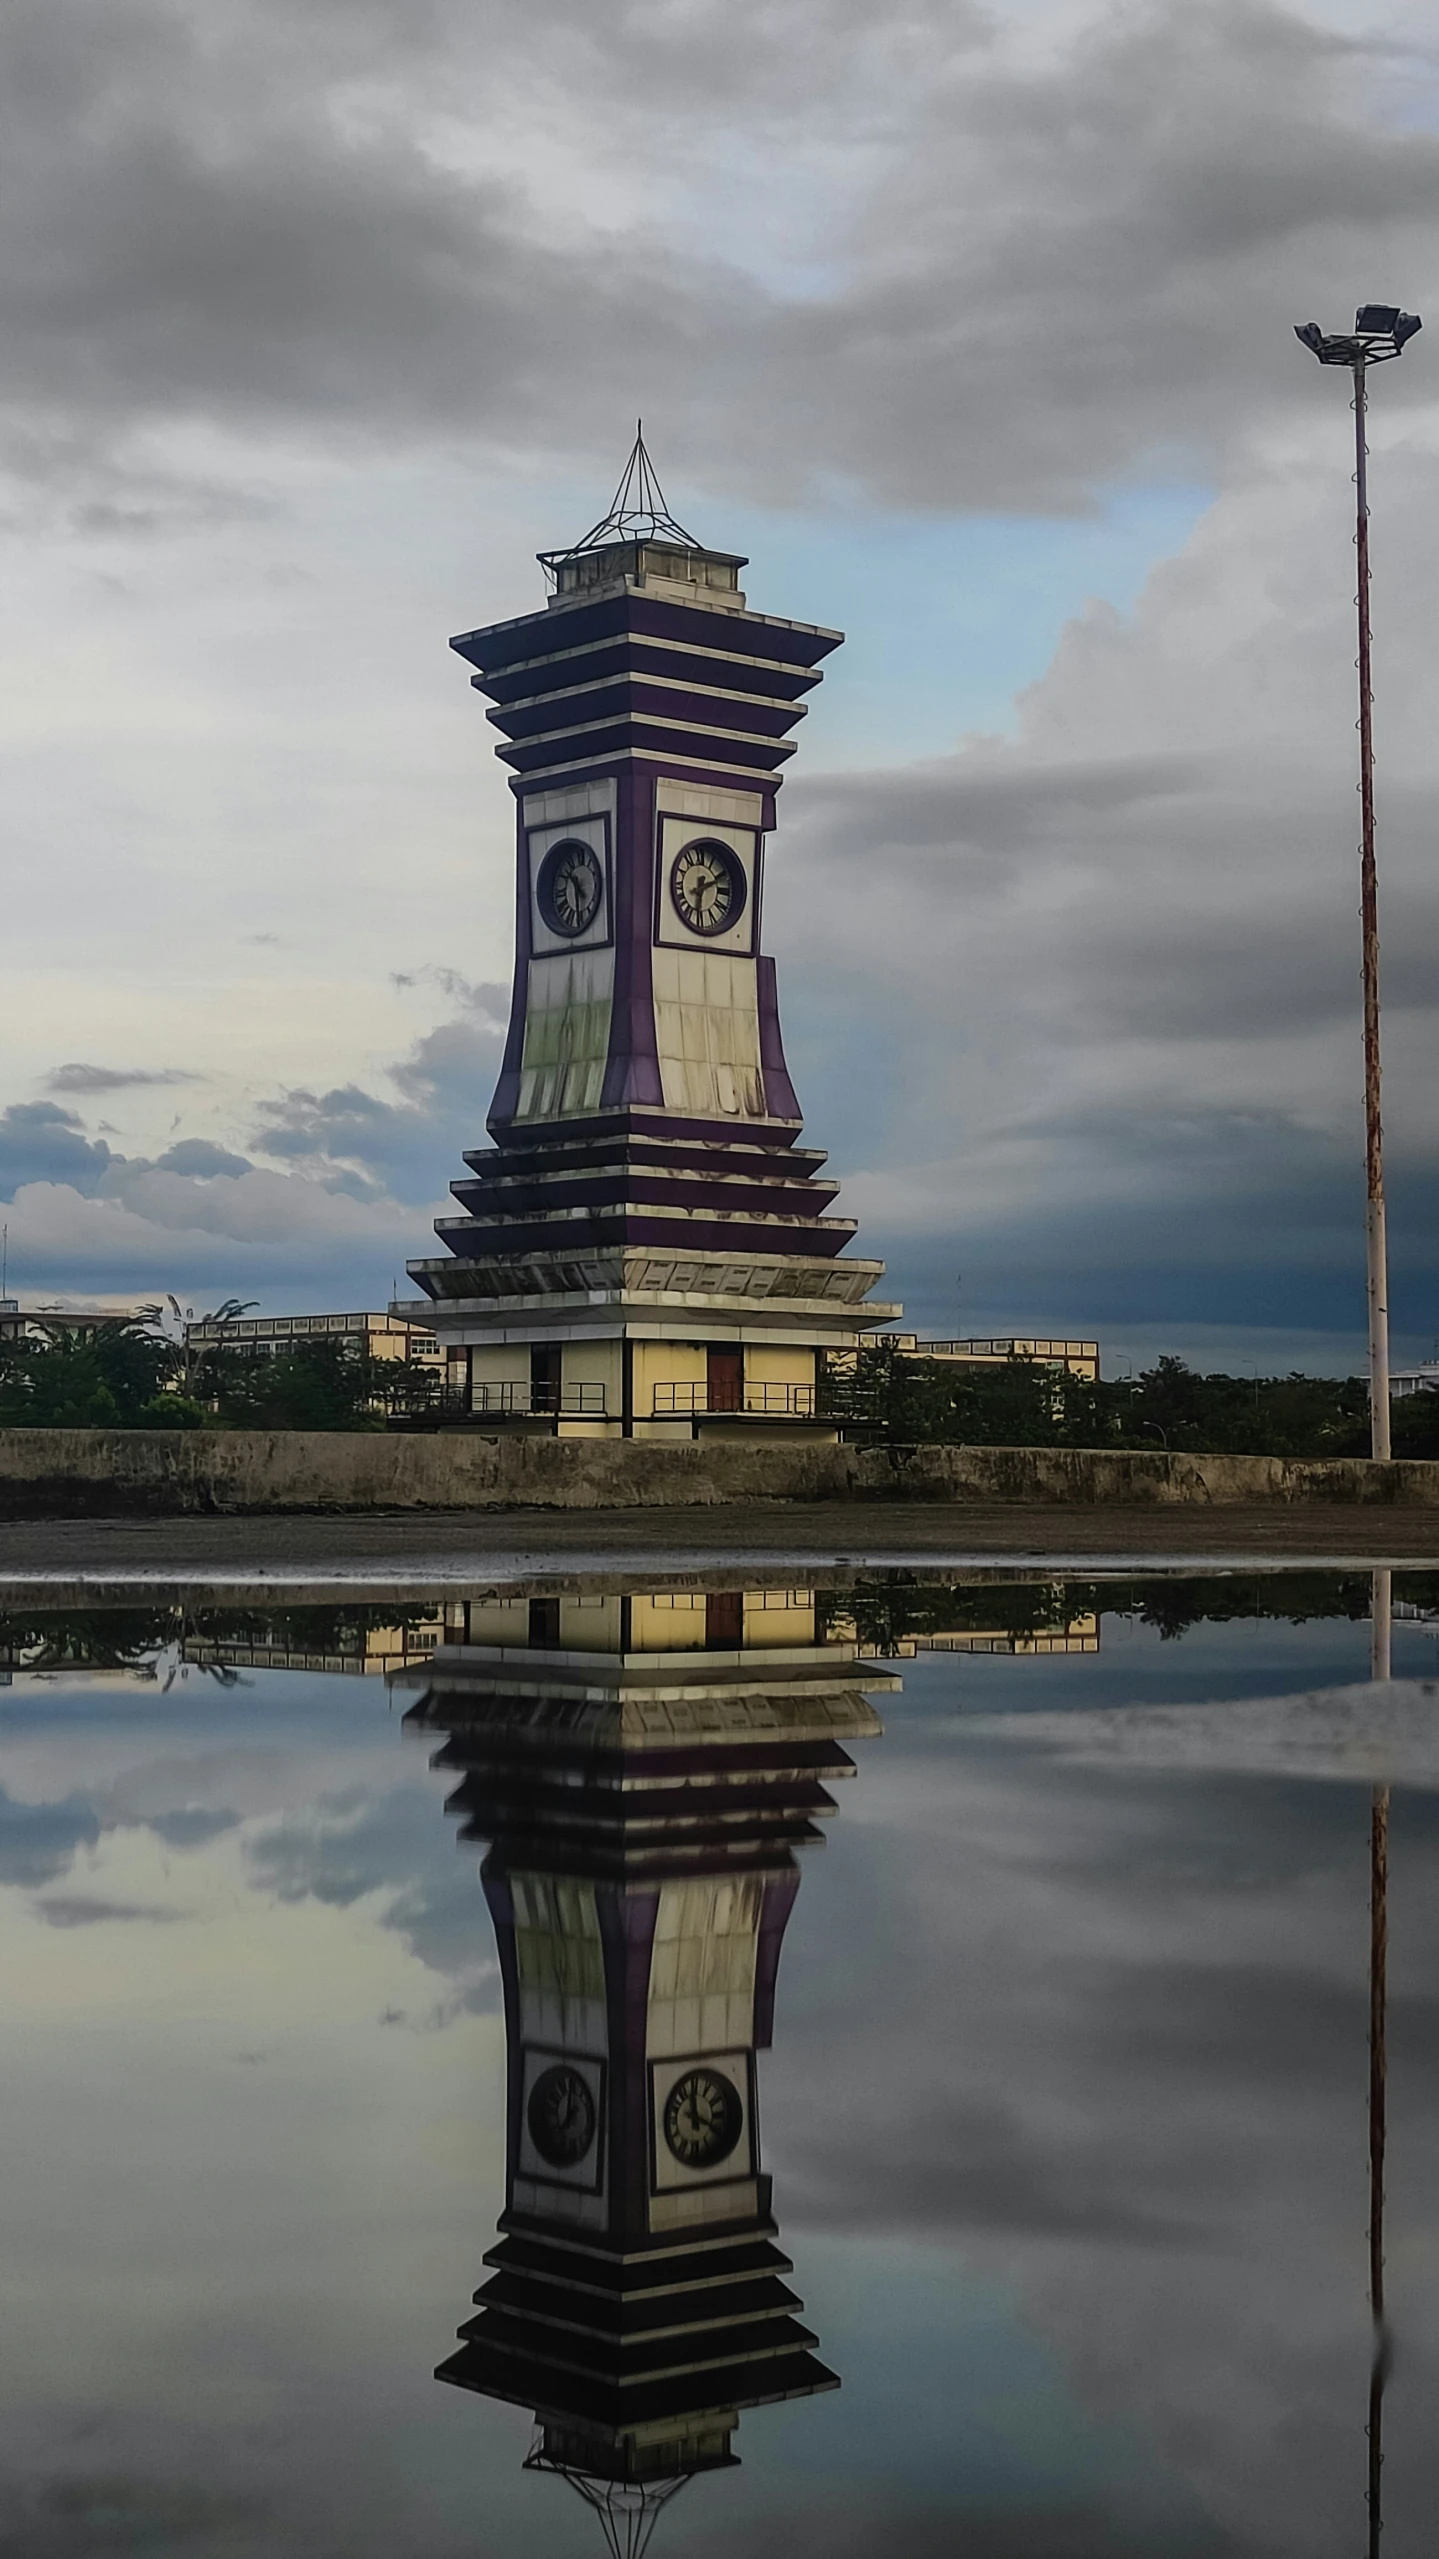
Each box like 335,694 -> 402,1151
167,1295 -> 258,1395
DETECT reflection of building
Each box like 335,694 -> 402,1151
399,1585 -> 895,2551
180,1612 -> 447,1678
827,1588 -> 1100,1660
398,432 -> 898,1444
906,1615 -> 1099,1658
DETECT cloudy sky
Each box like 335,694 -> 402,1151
3,0 -> 1439,1366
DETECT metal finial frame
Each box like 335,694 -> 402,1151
524,2441 -> 691,2559
540,423 -> 699,577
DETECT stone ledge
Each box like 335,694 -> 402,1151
3,1430 -> 1439,1517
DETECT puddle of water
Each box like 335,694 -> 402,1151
0,1567 -> 1433,2557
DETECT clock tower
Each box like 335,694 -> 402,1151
403,431 -> 898,1440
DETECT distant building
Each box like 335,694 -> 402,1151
889,1334 -> 1100,1382
1390,1362 -> 1439,1400
0,1303 -> 152,1344
184,1309 -> 441,1369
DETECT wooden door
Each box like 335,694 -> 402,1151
706,1348 -> 743,1413
705,1588 -> 744,1646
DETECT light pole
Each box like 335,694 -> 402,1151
1295,306 -> 1421,1460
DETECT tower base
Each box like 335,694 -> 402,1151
397,1246 -> 899,1441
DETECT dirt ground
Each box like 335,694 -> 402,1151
3,1501 -> 1439,1602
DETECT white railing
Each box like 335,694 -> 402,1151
651,1382 -> 816,1417
472,1383 -> 607,1416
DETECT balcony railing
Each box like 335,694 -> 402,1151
472,1383 -> 608,1416
651,1382 -> 817,1418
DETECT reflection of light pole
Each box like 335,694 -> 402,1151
1295,307 -> 1421,1460
1366,1565 -> 1392,2558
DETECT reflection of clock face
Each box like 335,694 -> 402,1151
669,839 -> 746,939
662,2066 -> 744,2169
537,838 -> 602,938
527,2064 -> 597,2168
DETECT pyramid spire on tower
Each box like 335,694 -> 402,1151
555,422 -> 699,558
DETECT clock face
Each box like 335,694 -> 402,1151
537,837 -> 603,939
669,838 -> 746,939
662,2066 -> 744,2170
527,2063 -> 597,2168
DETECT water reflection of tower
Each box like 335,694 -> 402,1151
399,1586 -> 896,2555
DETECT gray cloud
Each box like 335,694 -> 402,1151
151,1140 -> 254,1181
45,1065 -> 202,1095
2,1 -> 1437,1358
0,1102 -> 114,1201
249,986 -> 507,1205
0,1 -> 1434,514
767,419 -> 1439,1350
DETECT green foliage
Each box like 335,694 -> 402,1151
0,1315 -> 409,1433
209,1339 -> 394,1432
135,1393 -> 208,1430
825,1568 -> 1439,1654
1391,1393 -> 1439,1460
0,1317 -> 173,1428
845,1344 -> 1376,1460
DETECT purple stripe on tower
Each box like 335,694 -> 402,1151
753,1872 -> 801,2048
486,795 -> 533,1131
599,1883 -> 660,2236
601,766 -> 664,1109
757,954 -> 802,1124
481,1870 -> 526,2160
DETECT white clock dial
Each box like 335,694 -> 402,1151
670,838 -> 746,938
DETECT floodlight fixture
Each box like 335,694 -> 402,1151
1293,302 -> 1421,1459
1294,307 -> 1421,367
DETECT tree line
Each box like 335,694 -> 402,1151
6,1319 -> 1439,1455
839,1343 -> 1439,1461
0,1309 -> 400,1432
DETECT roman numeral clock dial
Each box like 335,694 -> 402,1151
670,838 -> 746,938
537,837 -> 602,938
662,2066 -> 744,2168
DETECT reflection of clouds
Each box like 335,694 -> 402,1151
718,2491 -> 1228,2559
961,1680 -> 1439,1791
244,1785 -> 499,2014
0,1765 -> 242,1909
142,1809 -> 241,1849
0,1701 -> 493,2006
0,1665 -> 512,2559
0,1787 -> 100,1886
767,1734 -> 1439,2556
34,1896 -> 183,1930
0,2467 -> 261,2554
7,1647 -> 1436,2551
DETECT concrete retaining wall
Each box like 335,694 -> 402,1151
3,1429 -> 1439,1515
